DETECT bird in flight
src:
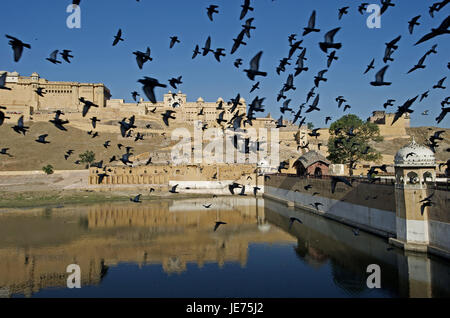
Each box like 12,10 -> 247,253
0,106 -> 10,125
138,77 -> 167,103
79,97 -> 98,117
202,36 -> 214,56
169,184 -> 179,194
240,0 -> 254,20
288,217 -> 302,230
214,221 -> 227,232
169,36 -> 180,49
133,47 -> 152,69
338,7 -> 349,20
244,51 -> 267,80
60,50 -> 74,63
228,183 -> 242,195
35,87 -> 46,97
112,29 -> 124,46
407,54 -> 428,74
206,5 -> 219,21
415,15 -> 450,45
130,194 -> 142,203
370,65 -> 391,86
46,50 -> 62,64
408,15 -> 421,35
6,35 -> 31,62
364,58 -> 375,74
162,110 -> 176,126
433,77 -> 447,89
231,30 -> 247,54
192,45 -> 201,59
380,0 -> 395,16
392,95 -> 418,125
331,176 -> 352,194
319,28 -> 342,53
0,73 -> 11,90
12,116 -> 29,135
303,10 -> 320,36
35,134 -> 50,144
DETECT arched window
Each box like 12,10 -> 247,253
423,171 -> 433,183
406,171 -> 419,184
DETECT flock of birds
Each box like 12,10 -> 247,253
1,0 -> 449,233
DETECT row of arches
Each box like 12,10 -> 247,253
396,171 -> 434,185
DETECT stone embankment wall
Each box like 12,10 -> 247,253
264,174 -> 450,257
264,175 -> 398,237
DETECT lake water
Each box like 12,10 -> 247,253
0,197 -> 449,298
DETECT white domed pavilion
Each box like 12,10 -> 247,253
394,137 -> 436,186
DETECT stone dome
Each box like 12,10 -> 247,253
31,72 -> 39,77
394,137 -> 435,167
196,97 -> 204,103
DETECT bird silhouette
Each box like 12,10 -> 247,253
240,0 -> 254,20
415,15 -> 450,45
214,221 -> 227,232
162,110 -> 176,126
112,29 -> 124,46
319,28 -> 342,53
338,7 -> 349,20
6,35 -> 31,62
169,184 -> 179,194
303,10 -> 320,36
12,116 -> 29,135
206,5 -> 219,21
133,47 -> 152,69
35,134 -> 50,144
244,51 -> 267,80
130,194 -> 142,203
408,15 -> 421,34
331,176 -> 352,194
46,50 -> 62,64
138,77 -> 167,103
228,183 -> 241,195
60,50 -> 74,63
364,58 -> 375,74
288,217 -> 303,230
192,45 -> 201,59
169,36 -> 180,49
370,65 -> 391,86
79,97 -> 98,117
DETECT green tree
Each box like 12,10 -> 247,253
327,114 -> 383,176
307,122 -> 315,130
42,165 -> 54,175
79,150 -> 95,168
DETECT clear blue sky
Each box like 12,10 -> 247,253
1,0 -> 449,128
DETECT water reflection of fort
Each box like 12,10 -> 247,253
0,198 -> 449,298
0,198 -> 295,297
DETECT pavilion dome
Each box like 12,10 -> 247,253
394,137 -> 435,167
196,97 -> 204,103
31,72 -> 39,77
